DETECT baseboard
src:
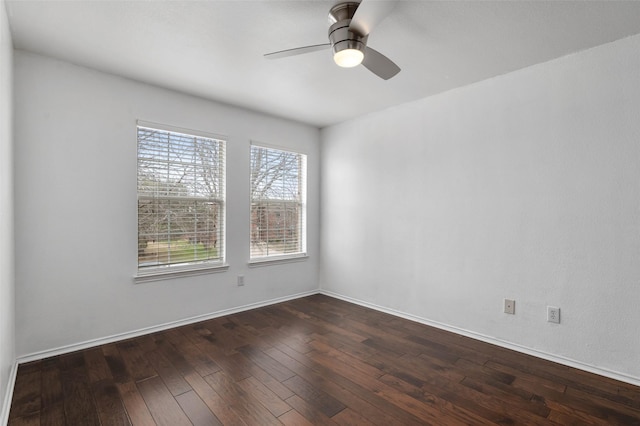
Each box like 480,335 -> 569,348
17,290 -> 319,364
14,288 -> 640,389
1,360 -> 18,426
320,289 -> 640,388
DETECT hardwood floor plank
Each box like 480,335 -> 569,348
183,371 -> 248,426
299,304 -> 422,357
361,337 -> 407,357
262,325 -> 316,354
366,346 -> 464,389
236,375 -> 291,417
204,370 -> 282,426
144,350 -> 192,396
282,375 -> 346,418
9,365 -> 41,419
202,318 -> 250,355
91,379 -> 131,426
305,349 -> 450,424
83,348 -> 113,383
237,344 -> 296,382
308,339 -> 384,378
40,401 -> 65,426
40,358 -> 63,409
532,391 -> 612,425
115,381 -> 156,426
284,394 -> 338,426
231,310 -> 273,332
332,407 -> 376,426
309,331 -> 379,360
406,332 -> 488,366
9,295 -> 640,425
564,385 -> 640,424
102,344 -> 131,384
17,361 -> 42,375
455,360 -> 552,419
568,378 -> 640,412
278,408 -> 315,426
164,328 -> 221,376
194,338 -> 254,381
59,354 -> 100,426
266,343 -> 443,426
245,361 -> 295,400
136,376 -> 191,426
116,341 -> 156,383
279,310 -> 367,347
153,335 -> 194,376
134,334 -> 159,354
223,316 -> 275,350
485,358 -> 567,394
378,373 -> 493,426
455,357 -> 517,385
8,412 -> 40,426
175,390 -> 223,426
275,350 -> 413,426
619,385 -> 640,402
547,409 -> 603,425
375,353 -> 547,426
459,376 -> 551,423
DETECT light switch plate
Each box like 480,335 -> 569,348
504,299 -> 515,315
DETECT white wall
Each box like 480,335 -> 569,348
0,0 -> 15,422
13,51 -> 320,357
321,34 -> 640,383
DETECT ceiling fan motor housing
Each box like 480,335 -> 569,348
263,0 -> 400,79
328,2 -> 367,58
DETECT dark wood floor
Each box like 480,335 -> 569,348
8,294 -> 640,425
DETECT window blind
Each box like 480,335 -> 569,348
250,144 -> 306,259
137,125 -> 225,269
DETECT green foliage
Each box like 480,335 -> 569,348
139,239 -> 218,266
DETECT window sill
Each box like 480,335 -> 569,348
134,263 -> 229,283
248,253 -> 308,267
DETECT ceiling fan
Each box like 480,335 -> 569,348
264,0 -> 401,80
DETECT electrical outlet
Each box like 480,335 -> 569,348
504,299 -> 515,315
237,275 -> 245,286
547,306 -> 560,323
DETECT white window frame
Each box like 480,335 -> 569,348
135,121 -> 228,282
249,142 -> 307,265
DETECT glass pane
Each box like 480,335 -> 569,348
138,199 -> 221,267
137,127 -> 224,199
250,146 -> 301,201
137,125 -> 224,268
250,145 -> 305,258
250,201 -> 300,257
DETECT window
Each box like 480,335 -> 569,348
137,124 -> 225,273
250,144 -> 306,260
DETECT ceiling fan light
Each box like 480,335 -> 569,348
333,48 -> 364,68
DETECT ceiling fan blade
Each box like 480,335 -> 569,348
362,46 -> 400,80
349,0 -> 398,37
264,43 -> 331,60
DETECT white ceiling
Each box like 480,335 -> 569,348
6,0 -> 640,128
